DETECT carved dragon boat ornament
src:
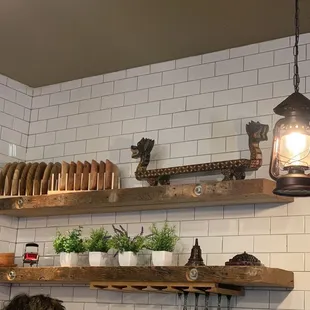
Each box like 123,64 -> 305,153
131,121 -> 269,186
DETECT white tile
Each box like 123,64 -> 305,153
122,118 -> 146,134
46,117 -> 67,132
51,286 -> 73,302
127,65 -> 150,77
65,141 -> 86,155
173,110 -> 198,127
229,70 -> 258,88
114,77 -> 137,93
17,229 -> 35,242
239,218 -> 270,235
77,125 -> 99,140
230,43 -> 259,57
116,211 -> 140,223
70,86 -> 91,101
58,102 -> 79,118
295,59 -> 310,77
201,75 -> 228,93
38,106 -> 58,120
196,236 -> 222,253
56,129 -> 76,143
203,50 -> 229,63
176,55 -> 201,68
199,106 -> 227,124
160,98 -> 185,114
124,89 -> 148,106
141,210 -> 167,222
270,253 -> 304,271
135,101 -> 159,118
174,81 -> 200,98
149,85 -> 173,101
171,141 -> 197,158
216,57 -> 243,75
112,106 -> 135,121
167,208 -> 194,221
224,204 -> 254,218
82,74 -> 104,86
91,82 -> 113,98
244,52 -> 274,70
61,79 -> 81,90
147,114 -> 171,131
212,151 -> 240,162
288,234 -> 310,252
236,290 -> 269,309
79,98 -> 101,113
243,83 -> 273,101
260,37 -> 290,52
259,64 -> 289,83
47,216 -> 69,227
223,236 -> 253,252
123,292 -> 148,304
4,100 -> 24,119
151,60 -> 175,73
275,45 -> 306,65
0,111 -> 13,128
214,88 -> 242,106
184,154 -> 211,165
288,198 -> 310,215
109,134 -> 133,150
254,235 -> 287,252
158,127 -> 184,144
137,73 -> 161,90
29,120 -> 47,134
226,134 -> 248,152
0,227 -> 16,243
16,92 -> 32,109
91,213 -> 116,224
180,220 -> 208,237
207,253 -> 233,265
99,122 -> 122,137
188,63 -> 214,80
185,123 -> 212,141
104,70 -> 126,82
257,97 -> 284,116
209,219 -> 238,236
228,101 -> 257,119
1,127 -> 21,145
35,132 -> 55,146
97,150 -> 120,164
0,84 -> 16,102
270,291 -> 304,310
67,113 -> 88,128
212,120 -> 241,137
271,216 -> 304,234
26,147 -> 44,160
30,109 -> 38,122
89,109 -> 111,125
198,137 -> 225,155
186,93 -> 213,110
50,91 -> 70,105
163,68 -> 187,85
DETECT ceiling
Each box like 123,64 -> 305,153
0,0 -> 309,87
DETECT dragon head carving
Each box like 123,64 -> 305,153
246,121 -> 269,142
131,138 -> 155,171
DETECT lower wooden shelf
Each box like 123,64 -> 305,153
0,266 -> 294,296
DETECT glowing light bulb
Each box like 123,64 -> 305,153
284,132 -> 307,166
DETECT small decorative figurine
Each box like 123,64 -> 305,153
225,251 -> 262,266
185,238 -> 205,266
22,242 -> 39,267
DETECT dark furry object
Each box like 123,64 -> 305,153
2,294 -> 65,310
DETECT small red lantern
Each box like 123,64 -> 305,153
23,243 -> 39,267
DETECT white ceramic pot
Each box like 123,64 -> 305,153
59,252 -> 79,267
152,251 -> 173,266
89,252 -> 108,266
118,251 -> 137,266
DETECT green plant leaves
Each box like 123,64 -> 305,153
145,222 -> 179,252
84,227 -> 111,252
53,227 -> 85,254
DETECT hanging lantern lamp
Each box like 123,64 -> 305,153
270,0 -> 310,196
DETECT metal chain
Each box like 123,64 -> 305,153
293,0 -> 300,92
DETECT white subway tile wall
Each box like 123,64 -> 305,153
0,34 -> 309,308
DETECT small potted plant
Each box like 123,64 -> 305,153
108,225 -> 144,266
53,227 -> 85,267
85,227 -> 110,266
146,222 -> 179,266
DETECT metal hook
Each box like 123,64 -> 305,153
183,292 -> 189,310
217,294 -> 222,310
194,293 -> 200,310
227,295 -> 232,310
204,292 -> 210,310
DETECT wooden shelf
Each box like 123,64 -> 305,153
0,179 -> 293,217
0,266 -> 294,296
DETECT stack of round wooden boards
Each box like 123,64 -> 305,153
0,159 -> 119,196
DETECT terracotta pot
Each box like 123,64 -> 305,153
0,253 -> 15,266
